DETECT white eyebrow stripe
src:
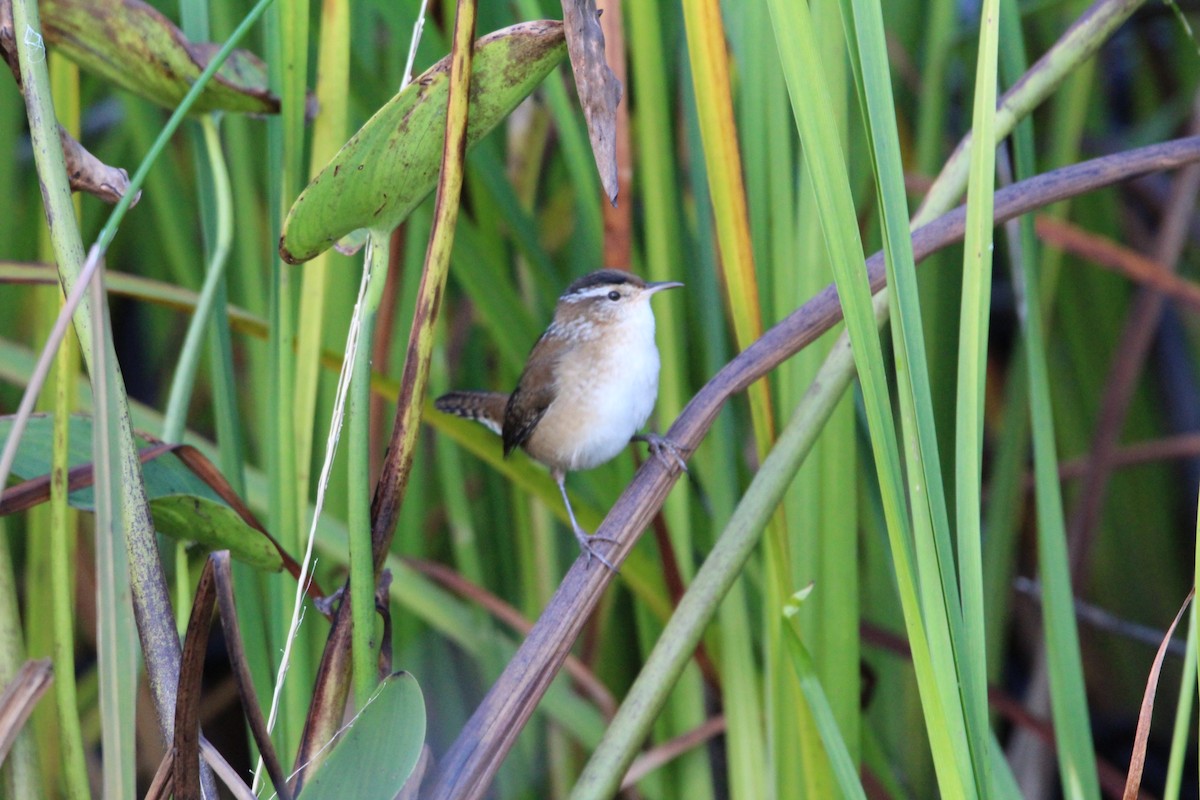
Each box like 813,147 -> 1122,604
563,285 -> 622,302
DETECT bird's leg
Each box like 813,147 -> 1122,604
554,470 -> 619,572
633,432 -> 690,473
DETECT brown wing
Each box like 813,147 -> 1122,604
502,331 -> 567,456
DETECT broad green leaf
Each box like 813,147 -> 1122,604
1,414 -> 279,570
1,414 -> 219,509
41,0 -> 278,114
149,495 -> 282,571
279,20 -> 567,264
299,671 -> 426,799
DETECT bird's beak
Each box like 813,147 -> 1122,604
646,280 -> 684,295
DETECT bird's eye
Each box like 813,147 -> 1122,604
607,290 -> 620,301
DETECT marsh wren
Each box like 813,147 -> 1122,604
435,269 -> 685,570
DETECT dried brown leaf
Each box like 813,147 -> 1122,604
58,125 -> 142,206
212,552 -> 294,800
561,0 -> 621,204
0,0 -> 139,205
173,560 -> 217,800
1123,589 -> 1193,800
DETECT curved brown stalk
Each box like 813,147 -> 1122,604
422,136 -> 1200,800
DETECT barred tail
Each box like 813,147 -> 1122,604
433,391 -> 508,436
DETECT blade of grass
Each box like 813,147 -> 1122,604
1122,590 -> 1193,799
161,116 -> 234,444
49,280 -> 87,799
1009,89 -> 1102,800
627,0 -> 692,575
843,0 -> 1003,793
349,233 -> 390,709
951,0 -> 1002,792
88,258 -> 139,799
678,6 -> 799,797
782,599 -> 868,800
981,0 -> 1038,694
263,0 -> 309,755
293,0 -> 352,506
779,1 -> 861,785
24,49 -> 82,798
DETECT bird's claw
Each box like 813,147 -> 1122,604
574,528 -> 620,573
637,432 -> 690,473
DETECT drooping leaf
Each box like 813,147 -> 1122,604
1,414 -> 219,509
560,0 -> 620,203
0,13 -> 140,205
57,127 -> 141,205
279,20 -> 567,264
0,414 -> 280,571
150,495 -> 282,572
39,0 -> 278,114
298,672 -> 426,799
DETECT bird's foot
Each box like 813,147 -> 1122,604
635,432 -> 690,473
573,526 -> 620,573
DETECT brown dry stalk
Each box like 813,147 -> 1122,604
620,715 -> 726,789
1035,215 -> 1200,312
0,658 -> 52,765
172,559 -> 217,800
1122,589 -> 1193,800
597,0 -> 631,266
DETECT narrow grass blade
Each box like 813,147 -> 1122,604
782,601 -> 868,800
89,268 -> 139,799
349,234 -> 390,709
1009,96 -> 1102,800
951,0 -> 1003,791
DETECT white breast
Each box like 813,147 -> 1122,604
527,302 -> 661,472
